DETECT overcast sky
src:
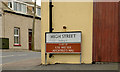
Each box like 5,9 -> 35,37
32,0 -> 41,6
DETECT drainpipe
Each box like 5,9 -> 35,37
49,0 -> 53,33
49,0 -> 54,58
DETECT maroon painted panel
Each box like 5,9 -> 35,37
119,2 -> 120,62
93,2 -> 119,62
29,29 -> 32,50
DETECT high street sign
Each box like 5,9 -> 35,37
45,32 -> 82,53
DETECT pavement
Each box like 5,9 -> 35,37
33,63 -> 120,70
2,62 -> 120,71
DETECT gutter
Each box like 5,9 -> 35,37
4,10 -> 41,20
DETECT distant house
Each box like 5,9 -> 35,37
0,0 -> 41,51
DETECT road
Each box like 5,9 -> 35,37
0,51 -> 41,70
0,51 -> 119,71
1,51 -> 41,64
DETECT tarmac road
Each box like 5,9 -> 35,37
0,50 -> 119,71
0,50 -> 41,70
1,51 -> 41,64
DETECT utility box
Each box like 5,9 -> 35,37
0,38 -> 9,49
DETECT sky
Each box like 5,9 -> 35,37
32,0 -> 41,6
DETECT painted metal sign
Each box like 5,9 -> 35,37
45,32 -> 81,53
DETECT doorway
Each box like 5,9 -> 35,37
28,29 -> 32,50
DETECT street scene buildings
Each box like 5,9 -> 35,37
0,0 -> 120,71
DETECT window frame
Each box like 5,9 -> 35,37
8,2 -> 12,8
14,27 -> 21,45
12,1 -> 27,14
36,7 -> 41,16
22,4 -> 27,13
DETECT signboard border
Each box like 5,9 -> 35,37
45,31 -> 82,54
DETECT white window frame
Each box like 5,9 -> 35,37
36,7 -> 41,17
8,2 -> 12,9
14,27 -> 20,45
9,1 -> 27,14
13,2 -> 17,11
32,6 -> 41,16
22,4 -> 27,13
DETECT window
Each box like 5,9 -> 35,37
8,2 -> 12,8
36,8 -> 41,16
22,4 -> 27,13
17,2 -> 21,11
21,4 -> 24,12
8,1 -> 27,13
14,2 -> 17,11
13,2 -> 27,13
14,28 -> 20,45
32,7 -> 41,16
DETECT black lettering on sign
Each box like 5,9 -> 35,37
50,34 -> 76,38
62,34 -> 76,38
50,35 -> 61,38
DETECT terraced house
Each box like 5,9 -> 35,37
0,0 -> 41,51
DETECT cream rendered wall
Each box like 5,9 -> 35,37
41,1 -> 93,64
0,2 -> 4,38
0,2 -> 2,38
34,19 -> 41,51
41,2 -> 49,64
4,12 -> 41,50
0,12 -> 2,38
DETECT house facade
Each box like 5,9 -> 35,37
0,0 -> 41,51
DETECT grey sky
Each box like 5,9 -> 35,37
32,0 -> 41,6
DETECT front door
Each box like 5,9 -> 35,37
29,29 -> 32,50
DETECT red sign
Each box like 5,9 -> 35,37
46,43 -> 81,53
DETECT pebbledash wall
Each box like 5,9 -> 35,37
3,12 -> 41,50
41,1 -> 93,64
0,2 -> 41,51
